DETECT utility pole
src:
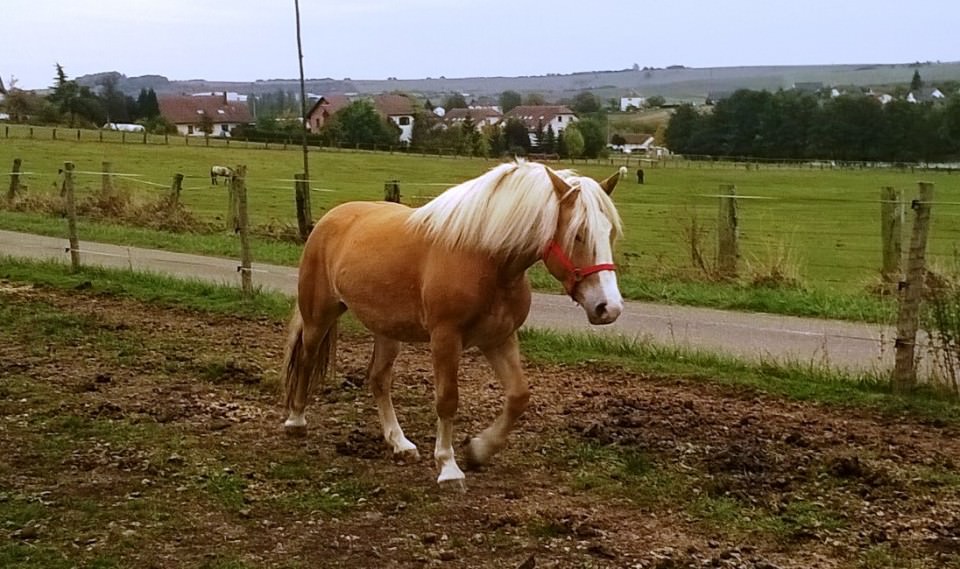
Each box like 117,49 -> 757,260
295,0 -> 310,182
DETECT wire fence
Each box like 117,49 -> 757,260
3,154 -> 959,297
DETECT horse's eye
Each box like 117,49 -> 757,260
574,233 -> 584,243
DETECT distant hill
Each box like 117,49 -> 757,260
76,61 -> 960,102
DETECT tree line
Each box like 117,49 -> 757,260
2,65 -> 174,133
665,88 -> 960,163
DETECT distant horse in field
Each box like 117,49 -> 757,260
210,166 -> 233,185
282,160 -> 625,489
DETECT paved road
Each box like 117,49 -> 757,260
0,229 -> 901,373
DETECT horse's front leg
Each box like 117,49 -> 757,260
368,335 -> 419,462
465,332 -> 529,468
430,327 -> 465,490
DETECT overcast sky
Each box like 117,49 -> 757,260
2,0 -> 957,90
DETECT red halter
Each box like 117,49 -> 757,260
542,240 -> 617,299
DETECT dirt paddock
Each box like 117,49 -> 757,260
1,284 -> 959,568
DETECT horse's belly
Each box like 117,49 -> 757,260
354,311 -> 431,343
340,292 -> 431,343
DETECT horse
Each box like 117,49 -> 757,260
282,160 -> 625,490
210,165 -> 233,185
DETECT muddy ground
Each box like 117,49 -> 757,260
1,283 -> 959,568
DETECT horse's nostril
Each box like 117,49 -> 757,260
595,303 -> 608,318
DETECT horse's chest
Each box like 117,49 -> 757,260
463,297 -> 530,348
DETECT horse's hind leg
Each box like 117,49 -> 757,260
464,332 -> 529,468
368,335 -> 419,462
282,301 -> 343,436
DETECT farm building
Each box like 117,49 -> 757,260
502,105 -> 577,146
444,107 -> 502,130
609,133 -> 654,154
103,122 -> 145,132
158,93 -> 253,137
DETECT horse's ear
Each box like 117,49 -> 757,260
599,166 -> 627,195
546,167 -> 578,203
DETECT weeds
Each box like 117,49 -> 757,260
923,267 -> 960,395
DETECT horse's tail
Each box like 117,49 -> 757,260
281,307 -> 338,418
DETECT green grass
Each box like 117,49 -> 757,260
203,472 -> 247,512
689,495 -> 845,540
0,257 -> 294,320
3,135 -> 958,322
518,328 -> 960,422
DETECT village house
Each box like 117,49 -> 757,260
444,107 -> 502,130
373,94 -> 416,143
502,105 -> 578,146
306,93 -> 416,143
305,94 -> 351,132
158,93 -> 253,137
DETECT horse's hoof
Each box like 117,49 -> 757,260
463,437 -> 498,470
462,438 -> 486,470
437,477 -> 466,493
393,448 -> 421,464
283,424 -> 308,438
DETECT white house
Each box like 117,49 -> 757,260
502,105 -> 578,145
619,97 -> 647,111
373,94 -> 416,143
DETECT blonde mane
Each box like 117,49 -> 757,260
407,161 -> 622,258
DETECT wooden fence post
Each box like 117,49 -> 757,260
294,173 -> 312,242
232,165 -> 253,297
6,158 -> 22,203
717,184 -> 739,278
384,180 -> 400,203
226,173 -> 239,232
880,186 -> 903,283
893,182 -> 935,392
169,173 -> 184,209
63,162 -> 81,272
101,161 -> 114,195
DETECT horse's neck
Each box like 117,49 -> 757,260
496,251 -> 542,284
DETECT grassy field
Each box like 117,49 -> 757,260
2,132 -> 958,321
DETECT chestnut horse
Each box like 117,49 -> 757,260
282,161 -> 624,489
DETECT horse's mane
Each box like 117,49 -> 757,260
406,160 -> 621,257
